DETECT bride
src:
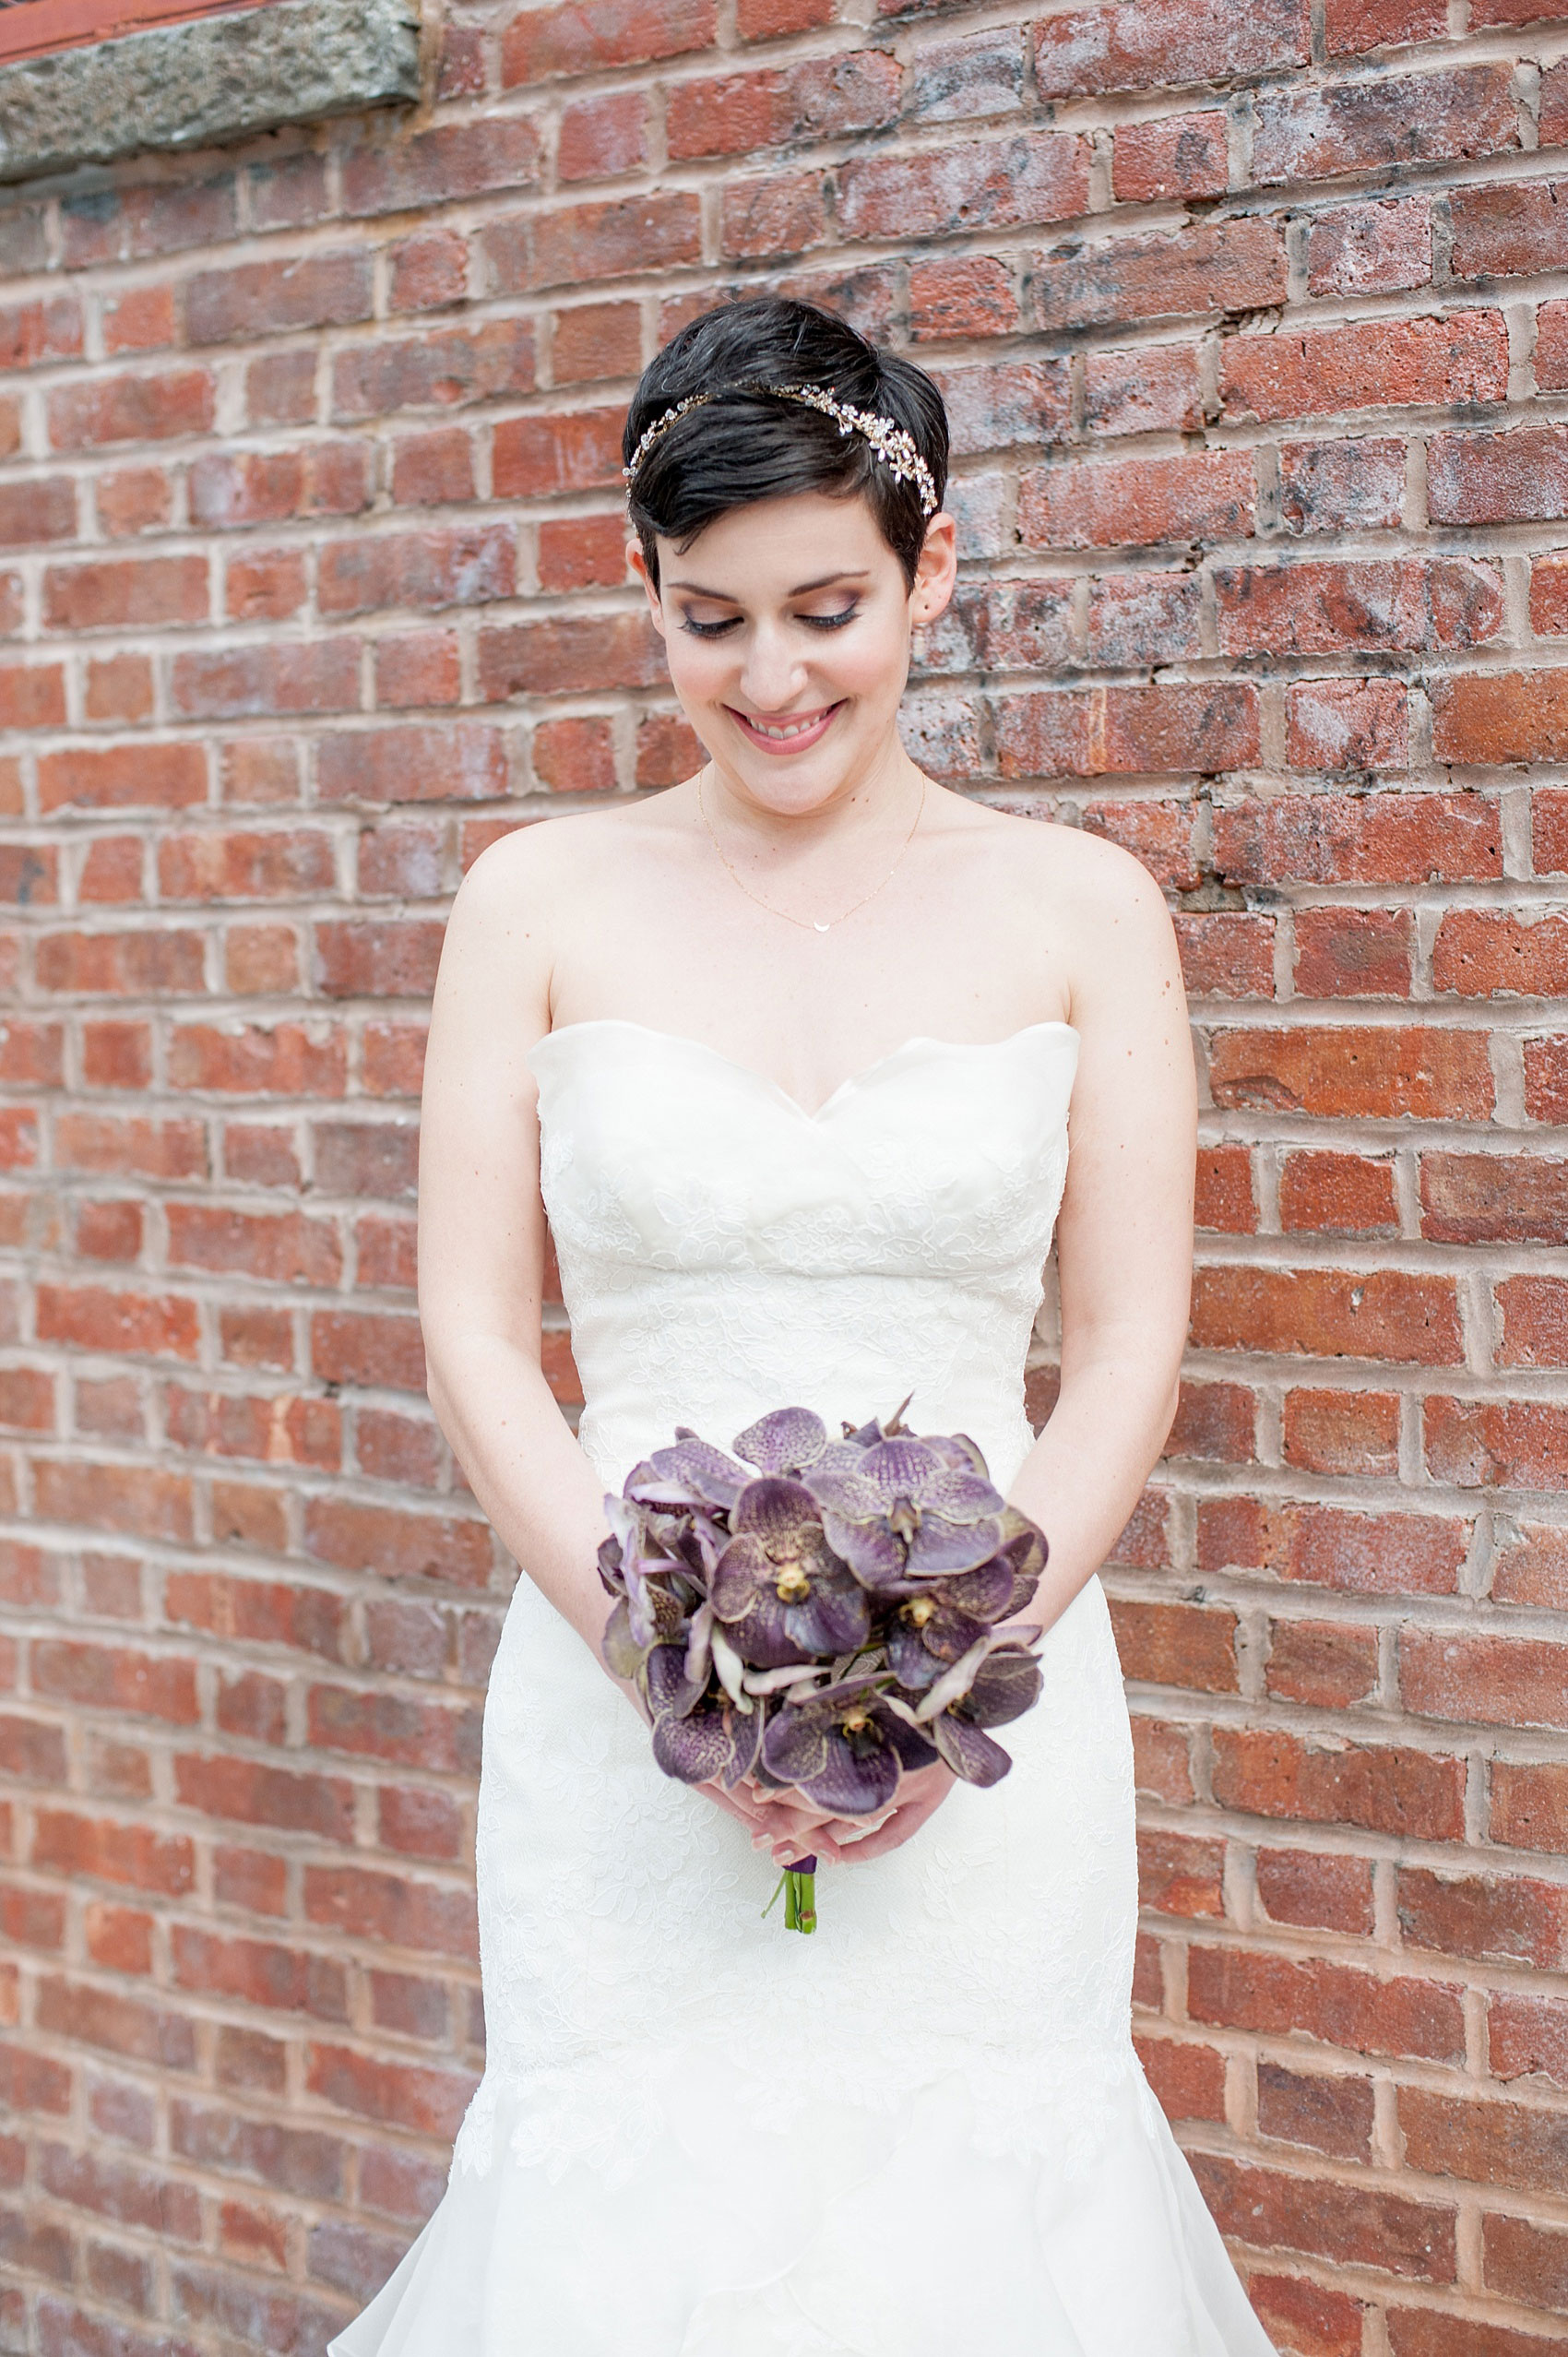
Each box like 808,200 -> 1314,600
328,294 -> 1276,2356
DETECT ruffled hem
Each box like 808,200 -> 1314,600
327,2047 -> 1276,2357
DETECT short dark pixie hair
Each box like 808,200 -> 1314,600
624,294 -> 949,591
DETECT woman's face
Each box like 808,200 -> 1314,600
630,491 -> 956,816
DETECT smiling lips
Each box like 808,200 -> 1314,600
728,702 -> 843,755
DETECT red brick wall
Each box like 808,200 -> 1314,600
0,0 -> 1565,2348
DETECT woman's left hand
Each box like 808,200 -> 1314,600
819,1758 -> 957,1863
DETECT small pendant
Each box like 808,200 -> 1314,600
814,920 -> 830,933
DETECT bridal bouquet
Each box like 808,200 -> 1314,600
599,1399 -> 1048,1933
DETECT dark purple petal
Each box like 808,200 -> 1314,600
709,1533 -> 768,1623
885,1619 -> 941,1689
596,1533 -> 627,1597
683,1600 -> 715,1692
905,1512 -> 1004,1577
801,1466 -> 882,1519
725,1590 -> 815,1670
874,1705 -> 941,1771
786,1577 -> 871,1659
792,1724 -> 901,1815
732,1476 -> 823,1547
732,1406 -> 828,1475
931,1557 -> 1016,1621
664,1438 -> 752,1510
919,1603 -> 992,1664
965,1647 -> 1044,1728
644,1640 -> 705,1720
856,1436 -> 944,1505
932,1715 -> 1013,1786
921,1467 -> 1006,1520
817,1509 -> 909,1590
653,1699 -> 745,1784
761,1702 -> 833,1786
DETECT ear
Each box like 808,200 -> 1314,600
909,511 -> 957,628
627,536 -> 668,638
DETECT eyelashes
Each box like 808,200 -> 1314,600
679,606 -> 861,640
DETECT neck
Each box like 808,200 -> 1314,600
699,735 -> 924,857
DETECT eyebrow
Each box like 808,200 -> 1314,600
667,569 -> 871,600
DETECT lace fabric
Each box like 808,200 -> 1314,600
328,1018 -> 1277,2357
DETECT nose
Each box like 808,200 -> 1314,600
736,619 -> 809,714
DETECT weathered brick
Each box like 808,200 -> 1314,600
1222,311 -> 1508,423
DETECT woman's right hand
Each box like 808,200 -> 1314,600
697,1773 -> 853,1866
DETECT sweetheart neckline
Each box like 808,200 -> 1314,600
528,1015 -> 1078,1125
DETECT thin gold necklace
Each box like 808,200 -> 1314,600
695,769 -> 927,934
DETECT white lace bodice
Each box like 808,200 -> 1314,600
527,1017 -> 1079,1493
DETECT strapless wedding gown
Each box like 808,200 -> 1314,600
329,1018 -> 1275,2357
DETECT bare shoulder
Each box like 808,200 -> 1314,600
447,796 -> 669,954
933,792 -> 1172,942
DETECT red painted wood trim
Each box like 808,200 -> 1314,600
0,0 -> 280,68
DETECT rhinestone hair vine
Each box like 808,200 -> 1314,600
623,382 -> 940,519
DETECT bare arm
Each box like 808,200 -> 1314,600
416,830 -> 623,1667
1007,839 -> 1196,1627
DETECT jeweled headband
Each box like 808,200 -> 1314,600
623,382 -> 940,519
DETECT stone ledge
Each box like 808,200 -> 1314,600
0,0 -> 422,185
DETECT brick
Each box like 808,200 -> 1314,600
1325,0 -> 1443,45
1283,1385 -> 1399,1471
1257,2063 -> 1375,2159
0,475 -> 75,548
1497,1275 -> 1568,1369
668,53 -> 900,158
185,252 -> 373,346
171,641 -> 360,721
1032,217 -> 1287,330
1295,906 -> 1413,996
316,524 -> 516,618
1250,2272 -> 1367,2357
1448,180 -> 1568,283
1252,66 -> 1519,185
551,300 -> 642,386
1187,2152 -> 1455,2279
838,133 -> 1088,243
1266,1617 -> 1380,1705
1212,1728 -> 1466,1839
340,119 -> 540,217
1431,671 -> 1568,764
1025,451 -> 1254,551
1257,1847 -> 1375,1934
1307,196 -> 1431,295
503,0 -> 716,81
1035,0 -> 1307,99
485,194 -> 702,294
1207,1025 -> 1493,1121
1137,2034 -> 1226,2124
1435,910 -> 1568,998
389,230 -> 469,315
1214,558 -> 1501,656
1485,2216 -> 1568,2316
1401,2088 -> 1568,2200
1531,555 -> 1568,638
1278,437 -> 1406,537
1202,1495 -> 1463,1591
1082,345 -> 1204,439
1214,792 -> 1498,882
493,409 -> 622,497
559,90 -> 649,180
331,320 -> 536,419
479,613 -> 663,698
908,255 -> 1018,340
390,429 -> 476,507
1222,312 -> 1508,423
38,744 -> 207,815
1110,1596 -> 1239,1691
996,684 -> 1258,778
1428,426 -> 1568,527
1286,678 -> 1408,769
1111,112 -> 1227,202
721,169 -> 831,261
1425,1395 -> 1568,1493
1388,2308 -> 1568,2357
49,366 -> 216,449
907,28 -> 1025,122
189,443 -> 373,530
1400,1865 -> 1568,1970
1541,301 -> 1568,390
